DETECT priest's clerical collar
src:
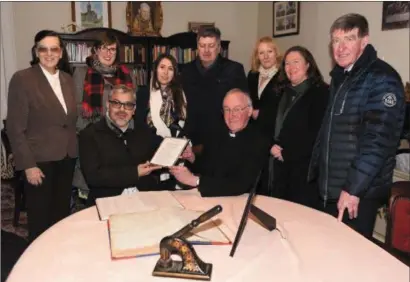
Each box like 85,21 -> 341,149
229,132 -> 236,138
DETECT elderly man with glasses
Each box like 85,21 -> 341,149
78,85 -> 174,206
170,89 -> 270,197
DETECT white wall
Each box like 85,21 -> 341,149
9,2 -> 410,83
1,2 -> 18,127
272,2 -> 410,83
12,1 -> 259,73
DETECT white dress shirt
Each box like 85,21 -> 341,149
39,64 -> 67,114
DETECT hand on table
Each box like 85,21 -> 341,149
138,161 -> 162,177
337,190 -> 360,221
270,145 -> 284,162
25,167 -> 45,186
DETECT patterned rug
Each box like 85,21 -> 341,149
1,180 -> 28,239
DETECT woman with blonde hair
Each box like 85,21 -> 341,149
247,36 -> 281,124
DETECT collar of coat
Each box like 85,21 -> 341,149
330,44 -> 378,80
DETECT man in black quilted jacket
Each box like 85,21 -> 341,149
308,13 -> 405,238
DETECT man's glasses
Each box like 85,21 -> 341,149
108,100 -> 136,111
100,46 -> 117,54
222,105 -> 250,115
37,46 -> 61,55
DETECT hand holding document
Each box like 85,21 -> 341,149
138,161 -> 162,177
150,137 -> 190,167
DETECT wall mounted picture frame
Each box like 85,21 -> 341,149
188,22 -> 215,33
71,1 -> 112,31
382,1 -> 410,31
126,1 -> 163,36
273,1 -> 300,37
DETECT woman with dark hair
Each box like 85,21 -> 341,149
7,30 -> 77,242
265,46 -> 329,208
134,53 -> 187,138
74,32 -> 135,130
134,53 -> 189,189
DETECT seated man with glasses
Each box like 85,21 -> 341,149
79,85 -> 172,206
169,89 -> 270,197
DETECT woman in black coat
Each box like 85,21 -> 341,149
267,46 -> 329,208
247,36 -> 281,126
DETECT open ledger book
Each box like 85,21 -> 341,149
95,191 -> 185,221
108,208 -> 235,258
95,191 -> 235,258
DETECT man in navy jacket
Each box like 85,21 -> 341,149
308,13 -> 405,238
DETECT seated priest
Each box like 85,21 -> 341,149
170,88 -> 270,197
79,84 -> 176,206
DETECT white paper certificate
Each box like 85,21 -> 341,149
150,137 -> 190,167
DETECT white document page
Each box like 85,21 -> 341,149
150,137 -> 189,167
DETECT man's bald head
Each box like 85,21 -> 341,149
222,89 -> 253,133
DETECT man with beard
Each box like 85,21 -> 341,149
79,85 -> 169,206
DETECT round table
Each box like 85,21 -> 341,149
6,190 -> 409,282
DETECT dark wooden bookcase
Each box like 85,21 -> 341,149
59,27 -> 230,86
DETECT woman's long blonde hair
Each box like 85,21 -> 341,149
250,36 -> 282,72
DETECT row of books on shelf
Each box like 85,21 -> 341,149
66,43 -> 91,63
65,42 -> 228,66
131,67 -> 148,86
65,43 -> 142,64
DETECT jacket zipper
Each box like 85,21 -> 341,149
324,78 -> 348,207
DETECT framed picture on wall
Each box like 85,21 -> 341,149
188,22 -> 215,33
273,1 -> 300,37
382,1 -> 410,31
126,1 -> 163,36
71,2 -> 112,31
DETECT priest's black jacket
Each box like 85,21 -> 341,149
197,121 -> 270,197
78,118 -> 172,206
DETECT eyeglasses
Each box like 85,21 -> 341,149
37,46 -> 61,55
100,46 -> 117,54
108,100 -> 136,111
222,105 -> 250,115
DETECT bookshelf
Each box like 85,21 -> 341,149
59,27 -> 230,86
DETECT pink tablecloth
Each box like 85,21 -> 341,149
6,190 -> 409,282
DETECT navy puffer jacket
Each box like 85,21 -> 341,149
309,44 -> 405,203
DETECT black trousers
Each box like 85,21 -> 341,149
320,198 -> 382,239
24,157 -> 76,242
273,159 -> 320,209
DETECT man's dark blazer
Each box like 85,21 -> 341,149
7,64 -> 78,171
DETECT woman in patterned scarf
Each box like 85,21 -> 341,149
134,53 -> 189,190
135,53 -> 186,138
